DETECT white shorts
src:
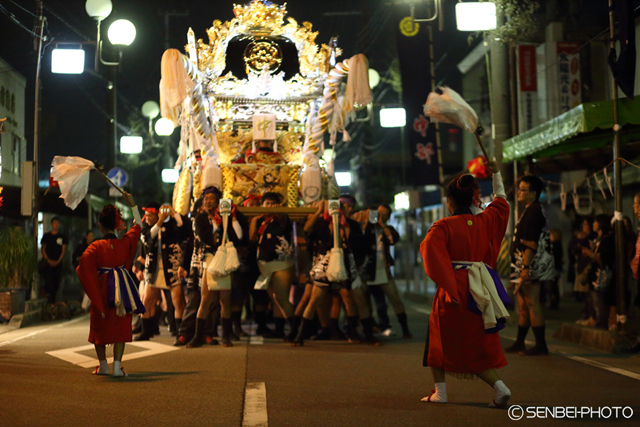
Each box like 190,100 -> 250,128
254,260 -> 294,290
202,254 -> 231,291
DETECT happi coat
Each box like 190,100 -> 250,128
420,197 -> 509,375
76,225 -> 141,345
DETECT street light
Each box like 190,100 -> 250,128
455,2 -> 497,31
142,100 -> 160,134
162,168 -> 179,183
368,68 -> 380,89
335,172 -> 352,187
51,48 -> 85,74
155,118 -> 175,136
107,19 -> 137,46
120,136 -> 143,154
380,107 -> 406,128
85,0 -> 112,20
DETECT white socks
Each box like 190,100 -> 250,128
490,380 -> 511,407
112,361 -> 127,377
421,382 -> 447,403
96,360 -> 109,374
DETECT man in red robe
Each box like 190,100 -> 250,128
420,160 -> 512,407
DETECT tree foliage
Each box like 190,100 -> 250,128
487,0 -> 540,45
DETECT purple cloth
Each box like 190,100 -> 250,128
452,262 -> 511,334
99,267 -> 145,315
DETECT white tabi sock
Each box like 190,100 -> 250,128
98,359 -> 109,374
422,382 -> 447,403
490,380 -> 511,407
112,361 -> 126,377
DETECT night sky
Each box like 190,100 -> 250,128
1,1 -> 628,206
0,0 -> 478,204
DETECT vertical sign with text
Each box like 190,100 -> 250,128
517,44 -> 540,133
557,42 -> 581,114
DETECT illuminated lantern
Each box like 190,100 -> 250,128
467,156 -> 489,179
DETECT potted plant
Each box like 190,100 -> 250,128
0,227 -> 37,321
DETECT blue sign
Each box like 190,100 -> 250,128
107,167 -> 128,187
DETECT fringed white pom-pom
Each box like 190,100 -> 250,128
208,245 -> 227,276
224,241 -> 240,274
344,54 -> 373,112
326,248 -> 348,282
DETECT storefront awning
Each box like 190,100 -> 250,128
503,97 -> 640,162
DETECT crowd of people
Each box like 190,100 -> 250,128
62,158 -> 640,391
74,186 -> 414,374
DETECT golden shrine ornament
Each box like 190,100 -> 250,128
244,39 -> 283,74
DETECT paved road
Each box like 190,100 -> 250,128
1,302 -> 639,427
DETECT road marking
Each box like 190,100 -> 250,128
46,341 -> 180,368
249,336 -> 264,345
413,307 -> 430,315
502,335 -> 640,382
0,315 -> 88,348
243,382 -> 268,427
557,352 -> 640,381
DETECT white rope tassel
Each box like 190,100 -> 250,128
224,240 -> 240,274
344,54 -> 372,112
208,213 -> 228,276
560,184 -> 567,211
326,212 -> 348,282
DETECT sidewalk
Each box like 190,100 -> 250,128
499,296 -> 640,376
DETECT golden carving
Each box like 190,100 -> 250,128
244,39 -> 283,74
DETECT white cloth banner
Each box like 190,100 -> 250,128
50,156 -> 96,210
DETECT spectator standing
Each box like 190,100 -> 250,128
41,217 -> 68,304
506,175 -> 551,356
628,193 -> 640,352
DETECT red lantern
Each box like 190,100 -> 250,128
467,156 -> 489,179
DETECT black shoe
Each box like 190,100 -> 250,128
330,328 -> 346,341
504,342 -> 526,353
205,336 -> 219,346
134,333 -> 152,341
347,331 -> 362,344
186,335 -> 204,348
234,328 -> 249,338
311,328 -> 331,341
521,345 -> 549,356
403,332 -> 413,340
173,335 -> 188,347
363,335 -> 381,345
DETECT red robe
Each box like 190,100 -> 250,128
76,225 -> 141,345
420,197 -> 509,375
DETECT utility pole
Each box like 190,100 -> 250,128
488,11 -> 511,166
608,0 -> 627,332
32,0 -> 45,267
106,68 -> 117,170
